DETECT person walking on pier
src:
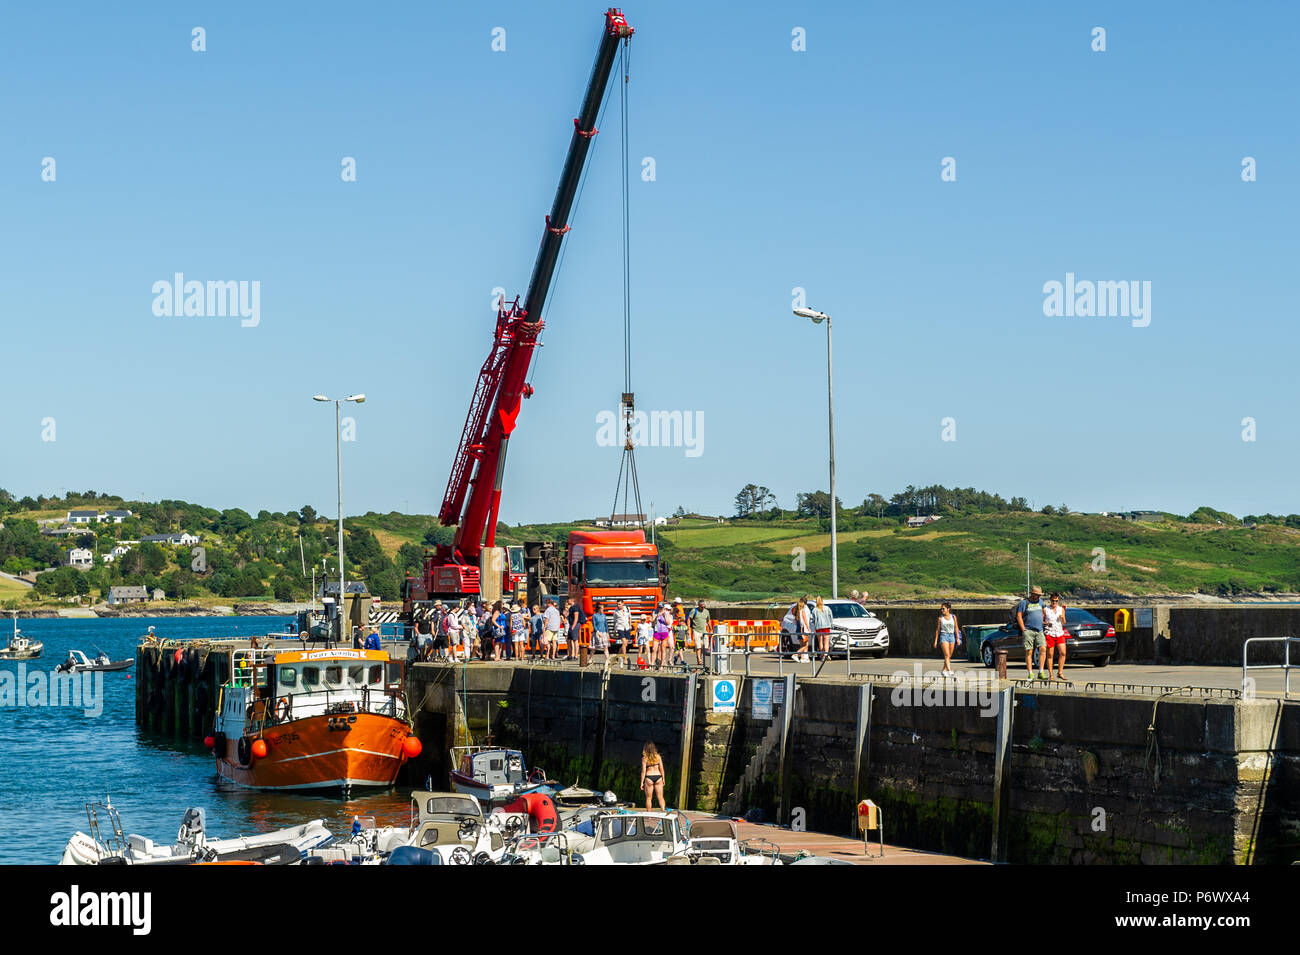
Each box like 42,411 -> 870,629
1016,586 -> 1049,680
614,600 -> 632,660
813,596 -> 833,661
567,600 -> 585,661
671,597 -> 687,666
793,596 -> 813,662
688,599 -> 711,668
490,601 -> 509,661
1043,593 -> 1069,681
443,604 -> 462,661
543,598 -> 562,661
590,602 -> 610,667
510,603 -> 527,661
640,742 -> 667,811
636,612 -> 652,663
529,604 -> 544,659
933,602 -> 960,676
652,604 -> 673,669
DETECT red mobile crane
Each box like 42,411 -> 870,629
405,9 -> 667,621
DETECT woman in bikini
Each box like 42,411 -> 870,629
641,741 -> 667,810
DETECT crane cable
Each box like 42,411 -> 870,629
609,37 -> 644,529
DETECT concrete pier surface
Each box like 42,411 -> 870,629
467,651 -> 1286,697
724,654 -> 1287,697
679,812 -> 986,865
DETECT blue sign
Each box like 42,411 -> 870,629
712,678 -> 738,712
753,679 -> 773,719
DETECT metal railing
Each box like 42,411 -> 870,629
1242,636 -> 1299,699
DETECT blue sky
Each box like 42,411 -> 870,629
2,2 -> 1297,523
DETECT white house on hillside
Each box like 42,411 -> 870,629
66,547 -> 94,569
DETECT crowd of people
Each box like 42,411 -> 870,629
407,595 -> 714,670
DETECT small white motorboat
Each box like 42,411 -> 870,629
310,791 -> 515,866
56,649 -> 134,673
562,810 -> 692,865
60,800 -> 332,865
448,746 -> 556,805
682,819 -> 784,865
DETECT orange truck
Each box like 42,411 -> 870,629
529,530 -> 667,620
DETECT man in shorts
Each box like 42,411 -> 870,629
688,599 -> 712,667
543,598 -> 562,661
614,600 -> 632,661
1016,585 -> 1049,680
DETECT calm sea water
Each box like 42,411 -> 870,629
0,616 -> 411,864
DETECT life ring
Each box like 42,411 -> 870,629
528,767 -> 546,785
274,696 -> 292,721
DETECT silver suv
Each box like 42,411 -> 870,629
781,599 -> 890,658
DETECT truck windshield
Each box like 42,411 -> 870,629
585,559 -> 660,587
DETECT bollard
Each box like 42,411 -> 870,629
994,648 -> 1008,681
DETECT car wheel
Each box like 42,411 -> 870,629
980,643 -> 994,668
1091,655 -> 1110,668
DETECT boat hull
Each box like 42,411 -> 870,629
216,712 -> 412,791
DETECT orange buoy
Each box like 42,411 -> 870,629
402,736 -> 422,758
251,739 -> 268,759
203,735 -> 215,748
174,649 -> 184,664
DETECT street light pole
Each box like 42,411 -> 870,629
825,316 -> 837,599
314,394 -> 365,641
335,398 -> 344,612
794,307 -> 837,598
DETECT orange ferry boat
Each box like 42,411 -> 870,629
208,647 -> 420,793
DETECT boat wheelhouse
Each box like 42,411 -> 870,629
448,746 -> 552,805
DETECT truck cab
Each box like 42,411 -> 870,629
565,530 -> 665,620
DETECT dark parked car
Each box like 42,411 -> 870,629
979,608 -> 1117,668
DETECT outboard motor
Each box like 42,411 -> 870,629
178,807 -> 206,848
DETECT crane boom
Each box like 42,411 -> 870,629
438,8 -> 634,569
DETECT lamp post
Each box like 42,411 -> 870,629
793,307 -> 836,598
313,394 -> 365,638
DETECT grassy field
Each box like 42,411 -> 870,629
648,513 -> 1300,602
0,576 -> 32,601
